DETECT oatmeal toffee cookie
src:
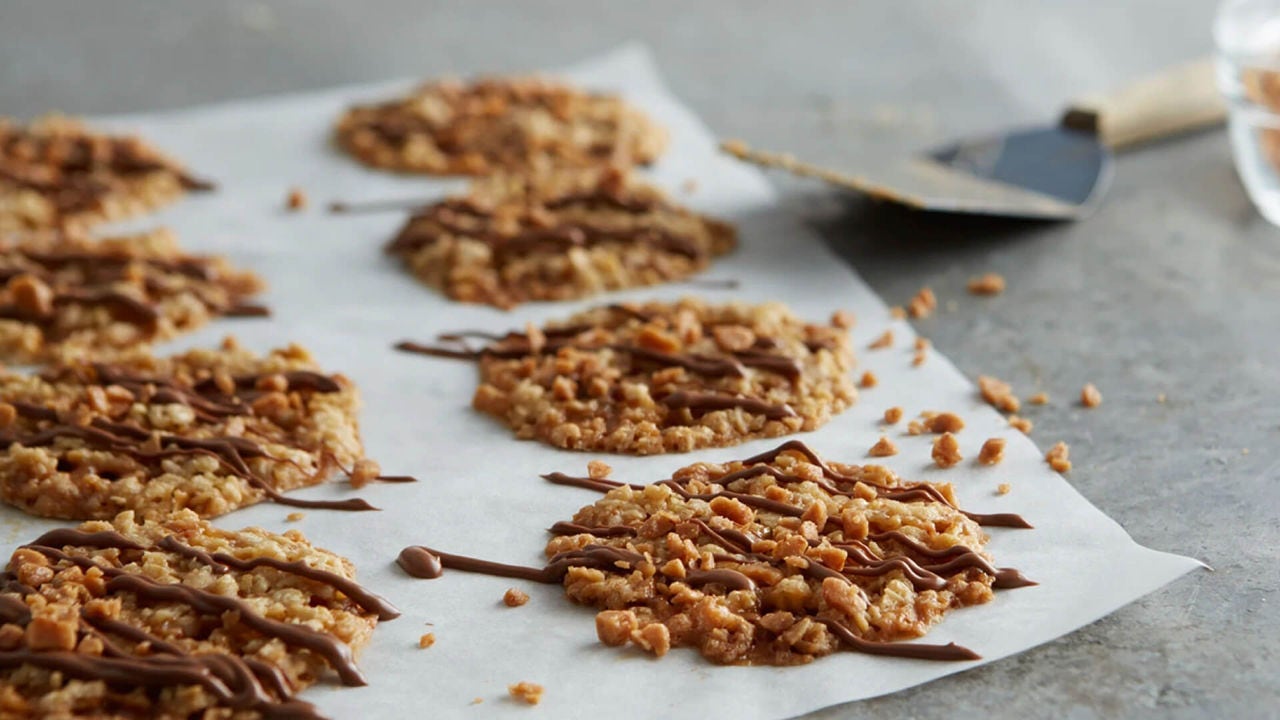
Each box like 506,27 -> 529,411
384,169 -> 736,309
0,115 -> 212,233
397,299 -> 856,454
398,441 -> 1032,665
0,339 -> 398,520
0,510 -> 397,719
335,76 -> 667,175
0,228 -> 266,363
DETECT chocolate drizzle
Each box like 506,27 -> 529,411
1,525 -> 400,717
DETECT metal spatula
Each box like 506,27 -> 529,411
722,58 -> 1226,220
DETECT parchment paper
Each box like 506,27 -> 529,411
0,45 -> 1202,719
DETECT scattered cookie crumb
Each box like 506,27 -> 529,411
681,178 -> 698,194
419,632 -> 436,649
978,375 -> 1021,413
1081,383 -> 1102,408
1046,442 -> 1071,473
912,348 -> 928,366
869,329 -> 894,349
587,460 -> 613,479
907,419 -> 926,435
285,512 -> 305,522
508,681 -> 544,706
286,187 -> 308,211
1028,392 -> 1050,405
967,272 -> 1006,296
471,698 -> 484,705
889,305 -> 906,320
859,370 -> 878,388
926,412 -> 965,433
884,406 -> 904,424
978,437 -> 1006,465
1157,393 -> 1167,404
831,309 -> 855,329
997,483 -> 1012,495
932,432 -> 962,467
1008,415 -> 1033,434
907,287 -> 937,318
503,588 -> 531,607
868,436 -> 899,457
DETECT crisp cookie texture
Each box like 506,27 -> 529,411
385,168 -> 736,309
0,510 -> 394,719
543,441 -> 1030,665
0,228 -> 265,364
0,339 -> 369,520
401,299 -> 856,454
0,115 -> 211,232
335,76 -> 667,175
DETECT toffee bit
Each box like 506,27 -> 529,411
869,329 -> 894,350
966,272 -> 1006,296
508,681 -> 544,706
907,287 -> 937,318
503,588 -> 530,607
1008,415 -> 1033,434
889,305 -> 907,320
925,412 -> 965,434
419,632 -> 436,649
1080,383 -> 1102,408
349,458 -> 382,489
932,432 -> 962,468
587,460 -> 613,479
1046,442 -> 1072,473
285,512 -> 305,522
859,370 -> 878,388
997,483 -> 1012,495
1028,392 -> 1050,405
883,406 -> 904,424
977,375 -> 1021,413
868,436 -> 898,457
831,309 -> 856,329
977,438 -> 1006,466
286,187 -> 308,211
907,419 -> 926,435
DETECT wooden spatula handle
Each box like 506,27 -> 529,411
1061,57 -> 1226,150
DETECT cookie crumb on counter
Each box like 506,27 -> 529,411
285,512 -> 305,522
1046,442 -> 1072,473
978,375 -> 1020,413
859,370 -> 878,388
587,460 -> 613,479
907,419 -> 926,435
508,681 -> 544,706
471,697 -> 484,705
868,436 -> 899,457
419,632 -> 436,649
1081,383 -> 1102,408
967,272 -> 1006,296
869,329 -> 894,349
1008,415 -> 1033,434
286,186 -> 308,211
1028,392 -> 1050,405
884,406 -> 904,424
932,432 -> 962,467
997,483 -> 1012,495
978,437 -> 1006,465
907,287 -> 937,318
503,588 -> 530,607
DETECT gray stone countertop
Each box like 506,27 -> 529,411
2,1 -> 1275,717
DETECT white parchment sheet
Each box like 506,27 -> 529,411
0,45 -> 1202,719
